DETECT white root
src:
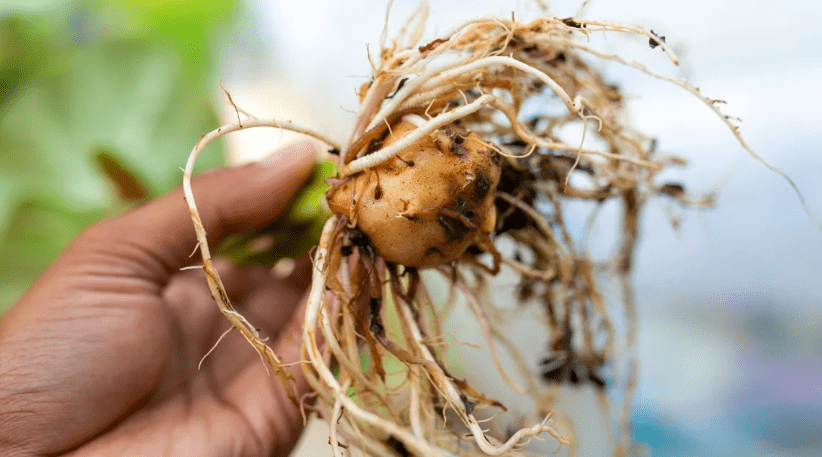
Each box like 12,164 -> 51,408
303,217 -> 450,457
343,94 -> 495,176
329,378 -> 350,457
554,37 -> 822,230
420,55 -> 583,115
409,366 -> 426,440
455,280 -> 527,395
364,55 -> 477,132
303,216 -> 567,455
396,294 -> 568,453
182,117 -> 339,399
578,19 -> 680,66
488,98 -> 662,169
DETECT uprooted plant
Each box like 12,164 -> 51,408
181,3 -> 819,456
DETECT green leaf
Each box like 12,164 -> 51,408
0,197 -> 109,313
0,2 -> 236,311
287,160 -> 337,222
90,0 -> 238,74
0,175 -> 20,241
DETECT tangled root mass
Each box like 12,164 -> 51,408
180,4 -> 814,456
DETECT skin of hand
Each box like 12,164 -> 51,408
0,141 -> 318,457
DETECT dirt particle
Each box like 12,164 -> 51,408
386,77 -> 408,99
366,137 -> 383,154
425,246 -> 445,257
649,30 -> 666,49
659,183 -> 685,198
418,37 -> 449,53
473,173 -> 491,200
460,394 -> 476,415
561,17 -> 584,28
489,149 -> 502,166
386,436 -> 411,457
438,214 -> 470,241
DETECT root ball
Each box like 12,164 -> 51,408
329,121 -> 501,268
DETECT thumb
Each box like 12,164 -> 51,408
73,141 -> 318,284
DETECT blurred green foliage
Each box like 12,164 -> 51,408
217,160 -> 335,265
0,0 -> 239,310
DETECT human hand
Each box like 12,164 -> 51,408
0,141 -> 318,456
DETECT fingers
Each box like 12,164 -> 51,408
186,255 -> 312,336
215,287 -> 313,456
73,141 -> 317,284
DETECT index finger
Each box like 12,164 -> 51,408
73,141 -> 318,285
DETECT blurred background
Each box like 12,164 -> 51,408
1,0 -> 820,456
